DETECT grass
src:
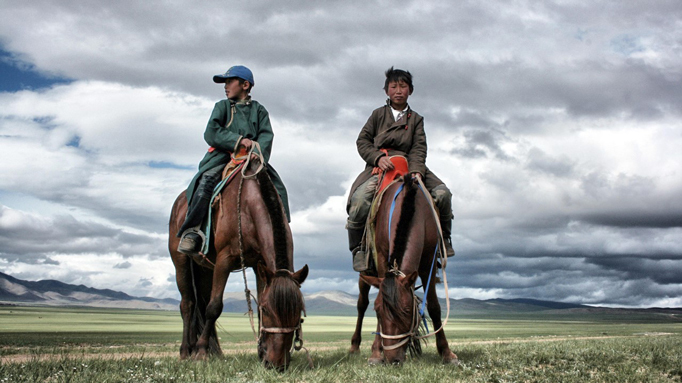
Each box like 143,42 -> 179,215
1,306 -> 681,382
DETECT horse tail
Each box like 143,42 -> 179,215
189,260 -> 221,354
257,169 -> 290,271
389,175 -> 418,268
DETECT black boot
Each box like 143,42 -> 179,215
348,227 -> 368,272
176,165 -> 223,256
441,219 -> 455,257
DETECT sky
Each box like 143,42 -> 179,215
0,0 -> 681,308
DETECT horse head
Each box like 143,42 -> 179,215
256,262 -> 309,371
361,270 -> 420,365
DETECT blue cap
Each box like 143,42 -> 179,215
213,65 -> 254,85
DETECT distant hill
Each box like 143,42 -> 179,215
0,271 -> 179,310
2,272 -> 680,318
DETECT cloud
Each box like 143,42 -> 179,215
113,261 -> 132,269
0,205 -> 164,261
1,0 -> 682,308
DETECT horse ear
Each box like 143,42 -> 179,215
256,262 -> 273,284
292,264 -> 309,285
401,271 -> 419,288
360,274 -> 383,288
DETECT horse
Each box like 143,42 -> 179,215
349,175 -> 458,365
168,154 -> 309,371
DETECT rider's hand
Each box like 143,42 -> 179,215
239,138 -> 253,150
412,172 -> 422,181
377,156 -> 395,171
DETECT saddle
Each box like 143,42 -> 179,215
200,149 -> 252,254
374,155 -> 409,194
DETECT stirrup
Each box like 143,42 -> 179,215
178,228 -> 206,255
352,248 -> 369,272
445,238 -> 455,257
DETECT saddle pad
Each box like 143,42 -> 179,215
377,156 -> 409,194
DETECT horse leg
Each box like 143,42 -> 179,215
349,277 -> 371,354
173,255 -> 195,359
191,262 -> 215,356
422,272 -> 458,365
368,325 -> 384,365
194,253 -> 237,359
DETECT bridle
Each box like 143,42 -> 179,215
376,266 -> 423,351
255,280 -> 313,367
257,301 -> 306,352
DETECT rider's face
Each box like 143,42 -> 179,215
385,80 -> 412,110
224,78 -> 249,100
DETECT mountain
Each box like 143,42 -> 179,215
0,271 -> 179,310
2,272 -> 680,317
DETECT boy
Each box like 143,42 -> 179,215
177,65 -> 290,257
346,67 -> 454,272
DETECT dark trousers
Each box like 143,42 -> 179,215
176,164 -> 225,237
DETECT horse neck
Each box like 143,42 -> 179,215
385,178 -> 420,271
222,169 -> 291,271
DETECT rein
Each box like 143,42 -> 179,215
234,142 -> 266,340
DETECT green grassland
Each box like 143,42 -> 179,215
1,305 -> 681,382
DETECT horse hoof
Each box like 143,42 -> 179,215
368,357 -> 384,366
348,347 -> 360,355
193,350 -> 208,361
444,356 -> 460,365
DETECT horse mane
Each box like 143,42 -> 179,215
388,175 -> 417,268
268,270 -> 304,327
379,274 -> 424,356
256,168 -> 289,271
380,274 -> 411,323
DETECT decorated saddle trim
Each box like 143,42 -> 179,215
200,155 -> 248,255
378,155 -> 408,193
372,153 -> 409,194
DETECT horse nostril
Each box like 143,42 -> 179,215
391,358 -> 403,366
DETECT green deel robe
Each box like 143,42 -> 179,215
185,98 -> 290,221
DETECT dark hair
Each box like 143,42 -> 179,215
233,78 -> 253,93
383,67 -> 413,93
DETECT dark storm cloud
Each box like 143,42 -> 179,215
588,256 -> 682,285
451,128 -> 514,161
449,254 -> 682,306
579,212 -> 682,229
526,148 -> 575,178
0,206 -> 165,262
2,0 -> 682,307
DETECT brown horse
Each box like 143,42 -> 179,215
349,175 -> 458,365
169,157 -> 309,370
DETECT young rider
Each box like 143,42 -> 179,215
176,65 -> 290,258
346,67 -> 454,271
